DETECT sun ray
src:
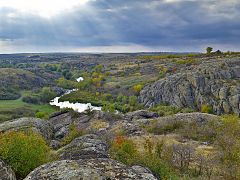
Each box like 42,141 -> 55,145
0,0 -> 90,18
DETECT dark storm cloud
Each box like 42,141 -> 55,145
0,0 -> 240,52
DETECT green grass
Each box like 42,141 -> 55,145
0,98 -> 56,113
0,97 -> 58,122
0,98 -> 24,109
31,104 -> 58,114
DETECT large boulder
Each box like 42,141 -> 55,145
0,159 -> 16,180
140,59 -> 240,115
0,117 -> 54,141
24,159 -> 158,180
57,134 -> 108,160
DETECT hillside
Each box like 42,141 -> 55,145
0,52 -> 239,180
140,58 -> 240,116
0,68 -> 45,100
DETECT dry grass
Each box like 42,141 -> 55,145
130,134 -> 215,155
90,119 -> 109,130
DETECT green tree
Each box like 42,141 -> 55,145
62,70 -> 72,80
40,87 -> 56,103
57,77 -> 77,89
206,47 -> 213,54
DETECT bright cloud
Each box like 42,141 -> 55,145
0,0 -> 90,18
0,0 -> 240,53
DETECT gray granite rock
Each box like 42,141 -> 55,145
57,134 -> 109,160
24,159 -> 158,180
140,59 -> 240,115
126,110 -> 159,120
0,117 -> 54,141
0,159 -> 16,180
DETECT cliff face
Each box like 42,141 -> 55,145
139,59 -> 240,115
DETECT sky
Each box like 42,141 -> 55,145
0,0 -> 240,53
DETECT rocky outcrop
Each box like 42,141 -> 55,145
110,120 -> 145,136
0,159 -> 16,180
49,111 -> 93,140
131,165 -> 158,180
49,111 -> 146,139
133,112 -> 218,126
126,110 -> 159,120
0,117 -> 54,141
156,112 -> 216,124
49,112 -> 73,140
140,59 -> 240,115
58,134 -> 108,160
49,112 -> 73,128
24,159 -> 158,180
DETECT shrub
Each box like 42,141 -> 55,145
102,103 -> 115,113
158,66 -> 169,79
150,104 -> 181,116
0,131 -> 52,179
102,93 -> 113,101
129,96 -> 137,106
201,104 -> 213,114
62,69 -> 72,80
93,64 -> 104,73
110,136 -> 178,179
110,136 -> 138,165
215,115 -> 240,179
179,120 -> 218,142
133,84 -> 143,94
40,87 -> 57,103
61,124 -> 84,146
0,88 -> 21,100
35,111 -> 48,119
22,95 -> 40,104
180,108 -> 195,113
139,153 -> 177,180
116,94 -> 128,104
56,77 -> 78,89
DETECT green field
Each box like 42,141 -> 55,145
0,97 -> 58,122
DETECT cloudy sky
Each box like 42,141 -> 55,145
0,0 -> 240,53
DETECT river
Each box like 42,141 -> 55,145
49,77 -> 102,112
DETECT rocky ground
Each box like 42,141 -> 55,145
0,109 -> 219,180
